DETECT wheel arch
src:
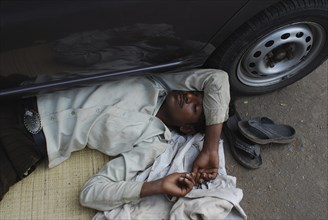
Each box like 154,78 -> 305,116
207,0 -> 282,49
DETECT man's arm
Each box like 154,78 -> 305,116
80,157 -> 195,211
80,141 -> 167,211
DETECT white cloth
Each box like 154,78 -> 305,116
93,132 -> 247,220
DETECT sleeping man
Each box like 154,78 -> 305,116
0,69 -> 230,211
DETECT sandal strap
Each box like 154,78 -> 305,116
248,119 -> 283,139
235,138 -> 260,158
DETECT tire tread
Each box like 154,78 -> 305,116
248,0 -> 327,29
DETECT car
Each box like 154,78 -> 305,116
0,0 -> 327,98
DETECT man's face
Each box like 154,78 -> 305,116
163,91 -> 204,128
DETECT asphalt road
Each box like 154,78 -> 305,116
223,60 -> 327,219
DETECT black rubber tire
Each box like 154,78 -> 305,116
205,0 -> 328,95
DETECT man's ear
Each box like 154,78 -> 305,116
179,125 -> 196,135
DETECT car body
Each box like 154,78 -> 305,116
0,0 -> 327,97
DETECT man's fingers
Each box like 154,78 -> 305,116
183,177 -> 195,188
194,172 -> 202,183
205,173 -> 218,181
203,168 -> 218,174
196,169 -> 218,182
203,170 -> 218,179
208,173 -> 217,179
201,172 -> 208,179
178,173 -> 196,190
179,173 -> 196,183
191,168 -> 219,184
203,169 -> 218,176
185,173 -> 196,184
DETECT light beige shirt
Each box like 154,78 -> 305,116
37,68 -> 230,210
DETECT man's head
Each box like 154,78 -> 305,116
156,91 -> 206,135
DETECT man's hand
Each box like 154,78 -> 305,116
192,123 -> 223,184
161,173 -> 196,197
140,172 -> 196,198
192,150 -> 218,184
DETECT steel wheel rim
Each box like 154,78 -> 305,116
237,22 -> 326,87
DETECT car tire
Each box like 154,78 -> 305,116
205,0 -> 328,95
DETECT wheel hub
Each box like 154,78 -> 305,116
266,43 -> 295,67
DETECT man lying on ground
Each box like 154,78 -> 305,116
0,69 -> 230,211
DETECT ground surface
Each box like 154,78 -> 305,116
223,60 -> 327,219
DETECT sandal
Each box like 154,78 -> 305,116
223,112 -> 262,169
238,117 -> 296,144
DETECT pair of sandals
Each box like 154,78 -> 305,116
223,109 -> 296,169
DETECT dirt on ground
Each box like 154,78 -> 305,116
223,60 -> 327,219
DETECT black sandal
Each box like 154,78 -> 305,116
238,117 -> 296,144
223,111 -> 262,169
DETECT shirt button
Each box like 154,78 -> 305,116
71,111 -> 75,115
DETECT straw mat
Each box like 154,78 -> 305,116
0,148 -> 110,219
0,44 -> 111,219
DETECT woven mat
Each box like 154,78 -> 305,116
0,44 -> 111,219
0,148 -> 110,219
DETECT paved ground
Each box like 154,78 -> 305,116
223,60 -> 327,219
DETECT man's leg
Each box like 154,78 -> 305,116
0,99 -> 45,201
0,141 -> 18,201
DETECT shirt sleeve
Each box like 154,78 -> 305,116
79,139 -> 168,211
154,69 -> 230,125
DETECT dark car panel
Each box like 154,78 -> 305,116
1,0 -> 254,98
1,0 -> 325,98
1,1 -> 250,51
